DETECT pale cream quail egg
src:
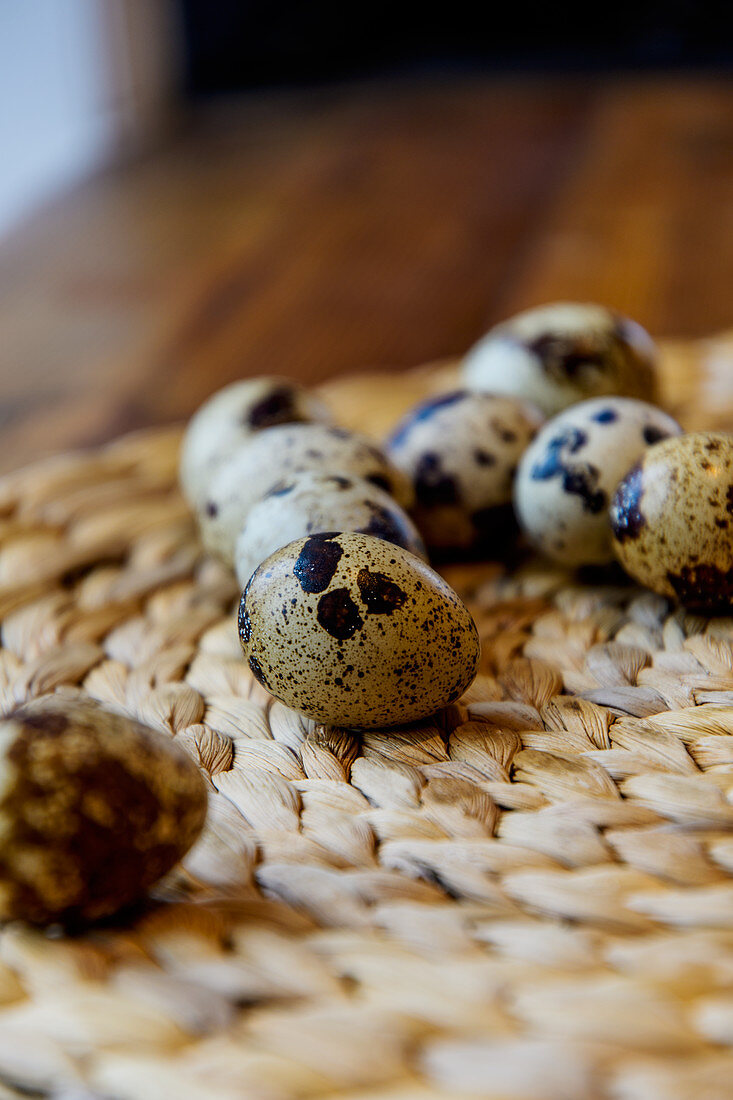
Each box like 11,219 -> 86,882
238,532 -> 480,727
514,397 -> 681,566
199,424 -> 413,562
0,696 -> 207,926
462,302 -> 658,416
180,377 -> 332,505
234,471 -> 427,587
385,390 -> 543,554
611,432 -> 733,611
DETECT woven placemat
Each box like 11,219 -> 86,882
2,334 -> 733,1099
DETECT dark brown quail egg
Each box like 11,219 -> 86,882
611,432 -> 733,612
515,397 -> 681,566
0,696 -> 207,926
199,424 -> 413,562
238,532 -> 480,728
234,471 -> 427,587
462,302 -> 658,416
385,391 -> 543,554
180,377 -> 332,506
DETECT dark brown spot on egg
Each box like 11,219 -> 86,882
359,504 -> 419,554
247,386 -> 298,429
248,654 -> 271,688
531,429 -> 605,513
293,533 -> 344,593
356,568 -> 408,614
610,462 -> 647,543
527,332 -> 608,381
643,424 -> 670,445
366,473 -> 392,494
317,588 -> 364,639
17,708 -> 70,737
237,594 -> 252,646
666,563 -> 733,613
205,500 -> 218,518
493,422 -> 517,444
415,453 -> 460,508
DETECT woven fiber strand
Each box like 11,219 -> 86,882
1,337 -> 733,1099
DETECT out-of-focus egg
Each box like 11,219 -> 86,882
180,377 -> 332,505
462,302 -> 658,416
198,424 -> 413,562
0,696 -> 207,926
611,431 -> 733,611
386,390 -> 543,552
234,471 -> 427,587
514,397 -> 681,566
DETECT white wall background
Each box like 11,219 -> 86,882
0,0 -> 178,239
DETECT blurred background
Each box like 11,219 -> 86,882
1,0 -> 732,470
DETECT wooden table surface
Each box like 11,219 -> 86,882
2,73 -> 733,472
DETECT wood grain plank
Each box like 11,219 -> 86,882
0,75 -> 731,472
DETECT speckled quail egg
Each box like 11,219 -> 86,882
462,302 -> 658,416
234,471 -> 427,587
385,391 -> 543,553
611,432 -> 733,611
514,397 -> 682,567
0,695 -> 207,926
239,532 -> 480,727
199,424 -> 414,562
180,377 -> 332,505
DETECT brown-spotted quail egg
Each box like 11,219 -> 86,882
514,397 -> 682,566
0,695 -> 207,926
199,424 -> 413,562
462,302 -> 658,416
180,377 -> 332,505
611,432 -> 733,612
238,532 -> 480,728
234,471 -> 427,587
385,391 -> 543,553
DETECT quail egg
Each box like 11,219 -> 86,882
385,390 -> 543,553
462,302 -> 658,416
611,432 -> 733,611
180,377 -> 332,505
199,424 -> 413,562
514,397 -> 682,566
238,532 -> 481,728
0,695 -> 207,926
234,471 -> 427,587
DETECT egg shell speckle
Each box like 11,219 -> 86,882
180,377 -> 332,506
611,431 -> 733,611
0,696 -> 207,926
462,302 -> 658,416
199,424 -> 414,562
234,471 -> 427,587
514,397 -> 682,567
385,390 -> 543,552
239,532 -> 481,728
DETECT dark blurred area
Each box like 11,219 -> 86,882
181,0 -> 733,92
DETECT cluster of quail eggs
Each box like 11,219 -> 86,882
466,303 -> 733,612
183,300 -> 733,733
181,376 -> 482,728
